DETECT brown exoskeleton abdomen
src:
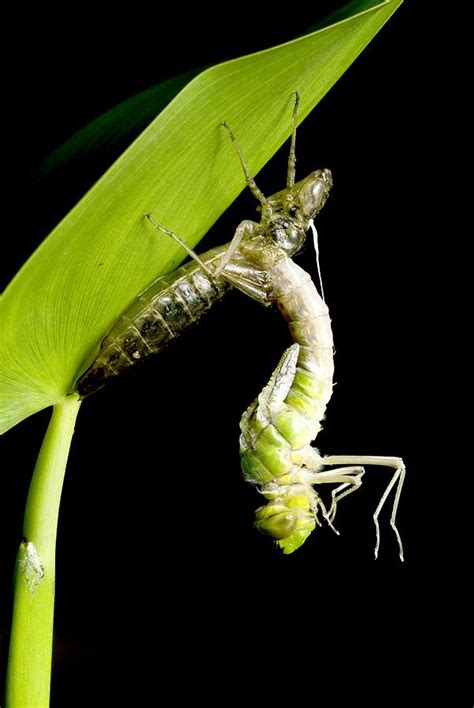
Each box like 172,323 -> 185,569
75,245 -> 230,396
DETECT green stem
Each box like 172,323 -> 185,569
6,394 -> 81,707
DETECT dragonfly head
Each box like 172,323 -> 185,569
266,169 -> 332,256
254,487 -> 318,554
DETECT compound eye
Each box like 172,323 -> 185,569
254,510 -> 297,539
288,205 -> 298,217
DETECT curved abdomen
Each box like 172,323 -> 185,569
239,258 -> 334,485
272,258 -> 334,442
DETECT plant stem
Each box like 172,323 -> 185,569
6,394 -> 81,707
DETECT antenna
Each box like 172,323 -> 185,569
287,92 -> 300,189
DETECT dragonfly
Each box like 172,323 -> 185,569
74,95 -> 406,560
240,338 -> 405,558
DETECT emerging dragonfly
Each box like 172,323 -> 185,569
75,94 -> 405,559
240,336 -> 405,559
75,94 -> 331,396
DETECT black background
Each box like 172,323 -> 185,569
0,2 -> 465,705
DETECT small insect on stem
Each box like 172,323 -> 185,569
18,539 -> 45,592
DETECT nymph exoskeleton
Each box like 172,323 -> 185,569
74,94 -> 331,396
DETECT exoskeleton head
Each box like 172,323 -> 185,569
291,168 -> 333,219
265,169 -> 333,257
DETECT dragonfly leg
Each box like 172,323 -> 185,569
327,483 -> 352,523
313,495 -> 339,535
323,455 -> 406,561
311,466 -> 365,529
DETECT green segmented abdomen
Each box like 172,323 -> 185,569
75,245 -> 230,396
240,353 -> 319,484
240,257 -> 334,484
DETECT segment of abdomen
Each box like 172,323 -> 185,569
240,258 -> 334,484
75,246 -> 230,396
274,258 -> 334,441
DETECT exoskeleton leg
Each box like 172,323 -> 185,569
323,455 -> 406,561
221,262 -> 272,305
145,213 -> 215,278
145,214 -> 271,301
213,220 -> 257,277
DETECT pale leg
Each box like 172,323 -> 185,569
327,483 -> 351,522
311,466 -> 365,532
313,495 -> 339,535
323,456 -> 406,561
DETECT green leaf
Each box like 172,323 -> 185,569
0,0 -> 401,435
36,1 -> 386,191
36,70 -> 200,184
